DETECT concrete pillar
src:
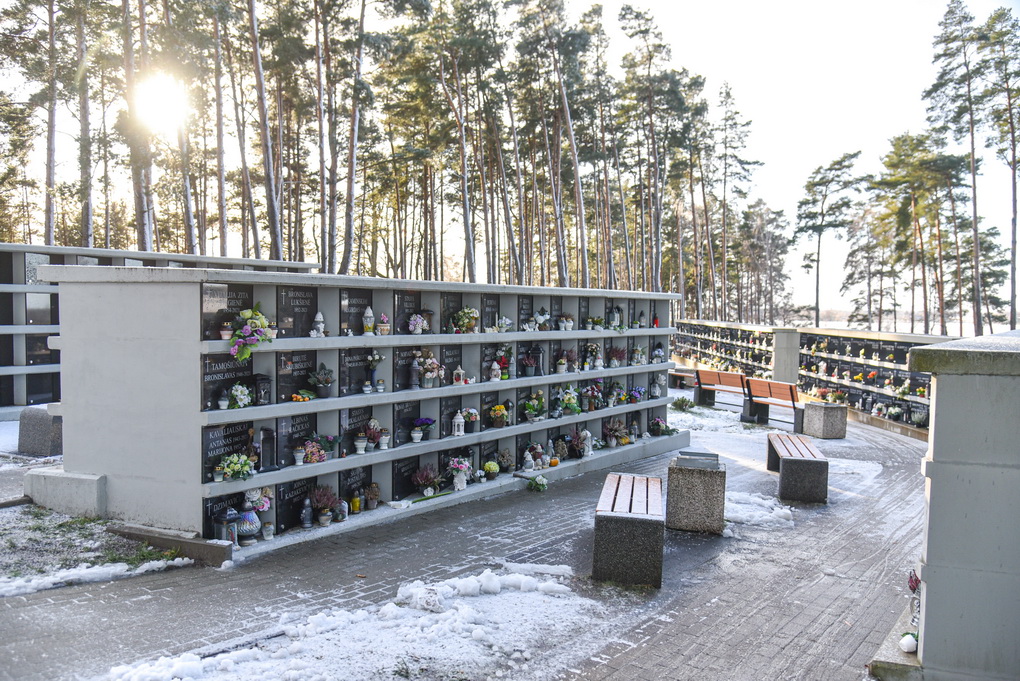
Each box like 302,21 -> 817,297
770,328 -> 800,384
909,331 -> 1020,681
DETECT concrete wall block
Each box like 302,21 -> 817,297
17,407 -> 62,457
803,402 -> 847,439
778,458 -> 828,503
24,466 -> 106,517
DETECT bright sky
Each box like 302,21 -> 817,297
576,0 -> 1016,316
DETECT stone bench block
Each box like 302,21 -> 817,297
666,454 -> 726,534
778,457 -> 829,503
592,512 -> 664,588
803,402 -> 847,439
18,406 -> 62,457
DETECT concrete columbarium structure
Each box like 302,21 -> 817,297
880,331 -> 1020,681
24,266 -> 689,545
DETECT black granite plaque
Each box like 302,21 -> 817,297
201,353 -> 253,410
480,391 -> 498,431
628,299 -> 637,326
439,395 -> 463,438
577,297 -> 589,324
202,421 -> 253,482
202,491 -> 246,539
518,295 -> 533,328
392,455 -> 419,501
394,290 -> 422,334
550,296 -> 562,320
441,292 -> 463,333
201,283 -> 253,340
275,477 -> 316,534
342,405 -> 374,453
517,386 -> 533,422
441,345 -> 462,386
342,289 -> 372,335
516,433 -> 531,469
277,413 -> 317,466
393,347 -> 418,391
549,340 -> 561,374
342,348 -> 372,395
276,286 -> 317,338
480,440 -> 498,464
481,344 -> 498,379
392,400 -> 420,446
276,351 -> 317,403
481,293 -> 500,329
339,466 -> 372,502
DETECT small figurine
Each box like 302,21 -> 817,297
310,312 -> 327,338
593,354 -> 605,370
580,429 -> 593,457
490,361 -> 502,382
523,451 -> 535,471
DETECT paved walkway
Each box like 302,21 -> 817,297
0,409 -> 925,681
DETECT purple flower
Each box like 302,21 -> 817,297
246,337 -> 259,344
234,338 -> 245,346
241,324 -> 252,336
229,345 -> 239,356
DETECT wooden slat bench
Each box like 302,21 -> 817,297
741,378 -> 805,432
766,433 -> 828,503
693,369 -> 747,407
592,472 -> 665,588
668,368 -> 696,388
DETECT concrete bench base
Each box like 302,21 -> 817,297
666,454 -> 726,534
592,512 -> 664,588
803,402 -> 847,439
18,406 -> 62,457
779,457 -> 829,503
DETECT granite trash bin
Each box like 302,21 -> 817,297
666,453 -> 726,534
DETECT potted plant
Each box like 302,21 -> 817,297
496,315 -> 513,332
489,404 -> 508,428
412,417 -> 435,441
555,357 -> 567,374
447,456 -> 472,491
365,483 -> 381,510
461,407 -> 479,432
628,385 -> 646,403
408,313 -> 429,334
887,405 -> 904,421
519,354 -> 538,376
563,312 -> 574,331
607,346 -> 627,368
416,349 -> 444,388
522,391 -> 545,421
308,362 -> 335,398
364,423 -> 383,450
483,460 -> 500,480
560,384 -> 581,414
602,418 -> 628,448
302,439 -> 328,463
412,464 -> 439,496
309,485 -> 339,526
377,312 -> 391,336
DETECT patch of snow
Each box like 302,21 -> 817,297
105,567 -> 602,681
500,562 -> 573,577
724,492 -> 795,530
0,557 -> 193,597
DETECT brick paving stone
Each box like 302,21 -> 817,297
0,420 -> 924,681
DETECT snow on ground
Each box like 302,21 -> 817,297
723,492 -> 795,533
104,566 -> 603,681
0,557 -> 194,598
0,420 -> 19,455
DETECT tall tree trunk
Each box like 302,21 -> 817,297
540,108 -> 568,287
76,4 -> 93,247
224,34 -> 261,258
550,49 -> 588,287
338,0 -> 366,274
438,52 -> 476,282
246,0 -> 283,260
213,15 -> 227,257
963,59 -> 983,335
313,0 -> 328,269
44,0 -> 58,245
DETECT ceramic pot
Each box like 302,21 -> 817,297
378,323 -> 391,335
316,384 -> 331,399
411,430 -> 423,443
261,522 -> 275,540
317,512 -> 332,527
453,471 -> 467,491
485,471 -> 498,481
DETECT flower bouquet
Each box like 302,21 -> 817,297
302,440 -> 328,463
220,452 -> 255,481
489,404 -> 509,427
452,307 -> 479,333
245,486 -> 273,512
628,385 -> 646,402
522,391 -> 545,420
447,457 -> 472,473
408,313 -> 429,334
228,383 -> 252,409
561,384 -> 580,414
367,350 -> 385,369
228,303 -> 272,363
412,464 -> 439,494
527,474 -> 548,492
